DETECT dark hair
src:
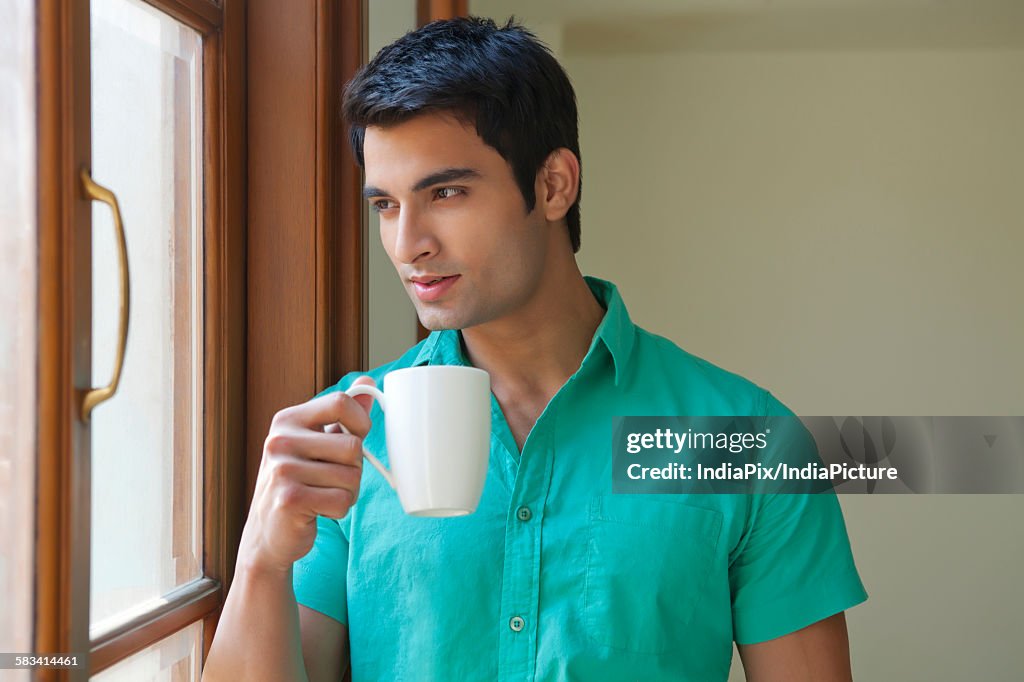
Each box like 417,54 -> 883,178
343,16 -> 583,252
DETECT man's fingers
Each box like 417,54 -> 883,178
269,455 -> 362,494
282,484 -> 357,521
273,380 -> 377,437
264,430 -> 365,466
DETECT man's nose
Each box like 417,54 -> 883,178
393,204 -> 440,264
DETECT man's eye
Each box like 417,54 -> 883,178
435,187 -> 464,200
370,199 -> 395,213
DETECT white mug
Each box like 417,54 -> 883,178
343,365 -> 491,517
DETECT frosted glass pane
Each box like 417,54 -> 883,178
89,0 -> 204,634
91,620 -> 202,682
0,0 -> 37,675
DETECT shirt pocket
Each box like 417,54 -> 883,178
583,495 -> 724,654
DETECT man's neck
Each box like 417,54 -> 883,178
459,266 -> 606,401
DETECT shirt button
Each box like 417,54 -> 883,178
516,506 -> 532,522
509,616 -> 525,632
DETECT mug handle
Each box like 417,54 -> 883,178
338,384 -> 396,490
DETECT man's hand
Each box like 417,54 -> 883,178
239,376 -> 377,576
203,378 -> 374,681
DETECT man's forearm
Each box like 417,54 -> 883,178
202,563 -> 308,682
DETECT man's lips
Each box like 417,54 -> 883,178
411,274 -> 460,302
409,274 -> 456,284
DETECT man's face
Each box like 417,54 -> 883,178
362,113 -> 549,331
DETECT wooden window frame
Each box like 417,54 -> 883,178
245,0 -> 368,497
37,0 -> 368,677
416,0 -> 468,26
36,0 -> 246,677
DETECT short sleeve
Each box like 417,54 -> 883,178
729,391 -> 868,644
293,515 -> 350,625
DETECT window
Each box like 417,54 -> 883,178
33,0 -> 246,677
25,0 -> 365,678
91,621 -> 203,682
88,0 -> 205,634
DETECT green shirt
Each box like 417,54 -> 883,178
294,276 -> 868,681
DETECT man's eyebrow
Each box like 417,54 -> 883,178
362,185 -> 386,200
362,167 -> 482,200
410,167 -> 482,192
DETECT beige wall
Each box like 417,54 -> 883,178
566,48 -> 1024,681
368,3 -> 1024,678
567,47 -> 1024,416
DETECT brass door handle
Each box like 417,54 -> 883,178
80,168 -> 130,422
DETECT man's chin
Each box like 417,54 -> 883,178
420,320 -> 458,332
416,310 -> 463,332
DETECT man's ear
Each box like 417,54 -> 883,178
536,148 -> 580,222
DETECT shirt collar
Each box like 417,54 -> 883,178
582,276 -> 636,386
411,328 -> 467,367
412,275 -> 636,386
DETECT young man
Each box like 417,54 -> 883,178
205,17 -> 867,682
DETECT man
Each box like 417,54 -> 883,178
204,16 -> 867,682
